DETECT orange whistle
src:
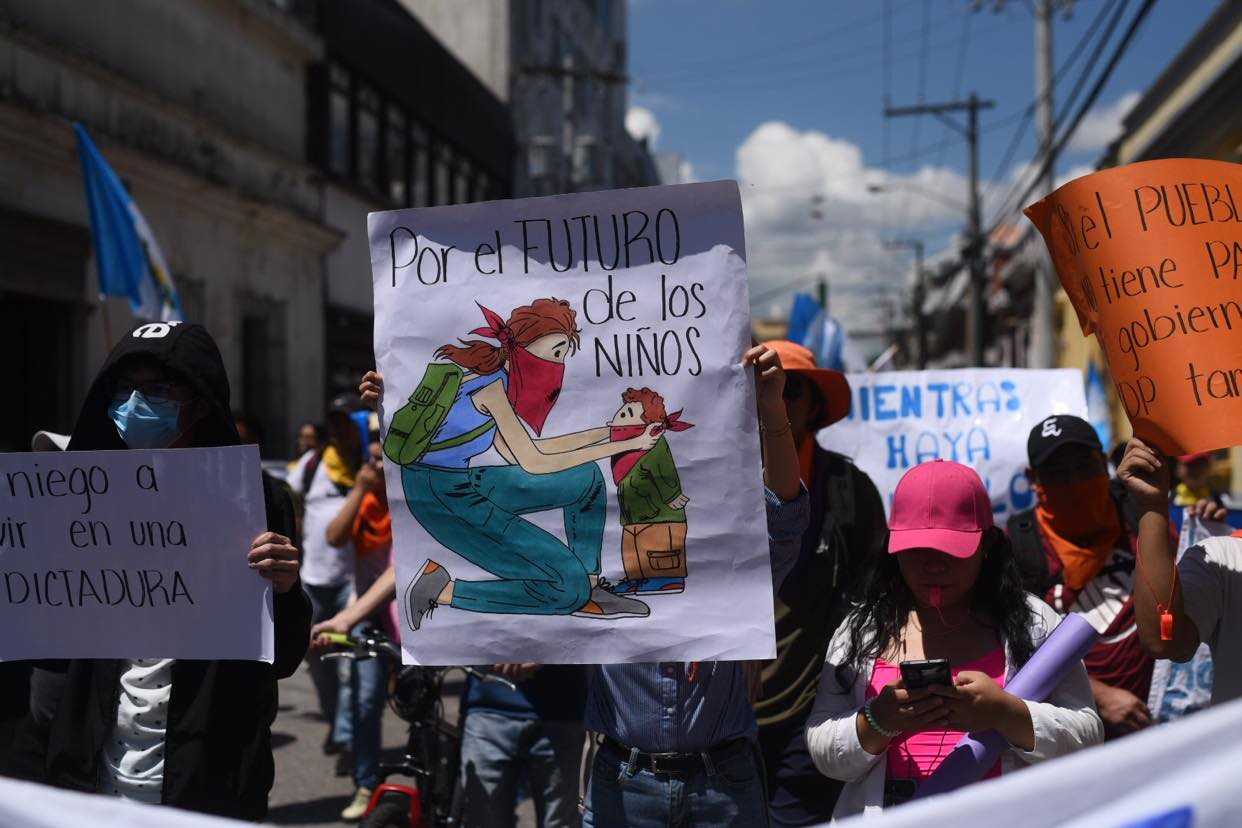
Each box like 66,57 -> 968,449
1160,612 -> 1174,641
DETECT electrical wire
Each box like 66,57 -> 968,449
883,0 -> 894,168
641,11 -> 957,85
986,0 -> 1157,235
641,22 -> 1005,95
639,1 -> 916,78
980,0 -> 1124,210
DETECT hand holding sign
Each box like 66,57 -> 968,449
1025,159 -> 1242,455
247,531 -> 300,594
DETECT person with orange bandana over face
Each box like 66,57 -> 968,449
1007,414 -> 1155,739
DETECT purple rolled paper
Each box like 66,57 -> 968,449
912,612 -> 1099,800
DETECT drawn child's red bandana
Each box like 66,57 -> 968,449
608,411 -> 694,484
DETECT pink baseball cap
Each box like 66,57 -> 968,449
888,460 -> 993,558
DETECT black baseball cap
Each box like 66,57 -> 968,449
1026,414 -> 1104,467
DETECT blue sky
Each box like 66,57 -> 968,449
626,0 -> 1222,337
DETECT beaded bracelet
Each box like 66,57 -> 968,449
863,698 -> 899,739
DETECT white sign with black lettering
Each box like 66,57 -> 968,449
0,446 -> 272,661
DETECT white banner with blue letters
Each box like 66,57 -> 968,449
818,369 -> 1088,521
832,696 -> 1242,827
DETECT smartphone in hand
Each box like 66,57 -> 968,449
900,658 -> 951,689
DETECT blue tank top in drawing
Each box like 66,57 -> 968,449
418,370 -> 506,469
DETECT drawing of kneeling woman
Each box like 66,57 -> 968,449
386,298 -> 659,631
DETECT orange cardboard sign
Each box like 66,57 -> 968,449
1025,158 -> 1242,455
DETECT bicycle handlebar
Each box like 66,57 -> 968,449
316,629 -> 517,691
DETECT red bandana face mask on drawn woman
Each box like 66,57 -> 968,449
470,304 -> 567,437
506,345 -> 564,436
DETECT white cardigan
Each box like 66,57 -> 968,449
804,594 -> 1103,820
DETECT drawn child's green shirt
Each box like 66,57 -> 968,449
616,436 -> 687,526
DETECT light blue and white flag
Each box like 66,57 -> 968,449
74,122 -> 182,322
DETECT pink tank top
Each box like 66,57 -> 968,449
866,646 -> 1007,782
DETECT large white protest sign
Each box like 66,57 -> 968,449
0,776 -> 251,827
831,696 -> 1242,828
819,369 -> 1087,520
0,446 -> 272,662
368,181 -> 773,665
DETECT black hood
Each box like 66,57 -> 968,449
68,322 -> 240,451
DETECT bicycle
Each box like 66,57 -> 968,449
319,629 -> 515,828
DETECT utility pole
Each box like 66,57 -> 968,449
885,95 -> 994,366
1030,0 -> 1059,368
884,239 -> 926,368
981,0 -> 1073,366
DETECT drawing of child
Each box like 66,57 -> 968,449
607,388 -> 695,596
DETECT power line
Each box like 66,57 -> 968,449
641,8 -> 955,85
980,0 -> 1123,210
986,0 -> 1157,235
640,22 -> 997,93
882,0 -> 894,168
893,0 -> 935,240
639,1 -> 915,78
984,0 -> 1131,228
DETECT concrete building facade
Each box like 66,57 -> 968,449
400,0 -> 658,196
0,0 -> 516,456
0,0 -> 339,456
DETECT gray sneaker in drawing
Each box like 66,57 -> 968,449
405,559 -> 450,632
571,577 -> 651,620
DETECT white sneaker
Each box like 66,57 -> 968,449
341,786 -> 373,822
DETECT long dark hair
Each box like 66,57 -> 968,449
835,527 -> 1035,689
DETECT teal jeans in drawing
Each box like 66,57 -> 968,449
402,462 -> 606,615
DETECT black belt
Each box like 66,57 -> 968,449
600,735 -> 751,776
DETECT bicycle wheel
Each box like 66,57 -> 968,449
359,800 -> 410,828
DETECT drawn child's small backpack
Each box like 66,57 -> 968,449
383,363 -> 494,465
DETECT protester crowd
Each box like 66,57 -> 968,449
1,320 -> 1240,828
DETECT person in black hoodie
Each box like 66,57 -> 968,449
8,321 -> 311,821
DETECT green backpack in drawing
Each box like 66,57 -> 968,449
383,363 -> 495,466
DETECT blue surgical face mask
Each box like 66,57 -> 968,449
108,391 -> 186,449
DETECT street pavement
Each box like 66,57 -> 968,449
266,661 -> 535,827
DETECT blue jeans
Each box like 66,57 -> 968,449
303,581 -> 353,743
403,463 -> 605,615
583,743 -> 769,828
460,711 -> 585,828
347,622 -> 388,789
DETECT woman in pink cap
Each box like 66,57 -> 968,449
805,460 -> 1102,818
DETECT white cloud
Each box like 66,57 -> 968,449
679,158 -> 697,184
625,106 -> 661,148
1065,91 -> 1140,154
1057,163 -> 1095,189
735,121 -> 970,343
